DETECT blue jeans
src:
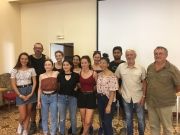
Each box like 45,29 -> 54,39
123,98 -> 145,135
41,93 -> 57,135
58,94 -> 77,134
97,94 -> 116,135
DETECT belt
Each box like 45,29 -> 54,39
42,91 -> 57,95
17,84 -> 32,88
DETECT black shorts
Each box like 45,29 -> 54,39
77,92 -> 96,109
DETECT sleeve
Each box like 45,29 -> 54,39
108,76 -> 119,91
10,69 -> 17,78
57,73 -> 61,82
31,68 -> 37,76
115,65 -> 121,78
141,66 -> 146,80
172,65 -> 180,86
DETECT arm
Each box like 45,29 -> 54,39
139,79 -> 147,106
37,75 -> 42,108
27,76 -> 36,99
105,91 -> 116,114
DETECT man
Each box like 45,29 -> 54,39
115,49 -> 146,135
109,46 -> 126,134
146,46 -> 180,135
29,43 -> 47,134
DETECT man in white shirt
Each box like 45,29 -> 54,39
115,49 -> 146,135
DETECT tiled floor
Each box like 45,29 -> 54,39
0,105 -> 180,135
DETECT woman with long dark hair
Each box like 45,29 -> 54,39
57,60 -> 79,135
97,54 -> 118,135
11,52 -> 37,135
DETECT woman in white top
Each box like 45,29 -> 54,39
11,52 -> 37,135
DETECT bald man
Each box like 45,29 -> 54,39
115,49 -> 146,135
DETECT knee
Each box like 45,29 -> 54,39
84,121 -> 91,127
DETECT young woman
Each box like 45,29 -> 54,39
73,55 -> 81,74
11,52 -> 36,135
78,55 -> 97,135
53,50 -> 64,72
97,54 -> 119,135
57,60 -> 79,135
92,51 -> 102,73
37,59 -> 59,135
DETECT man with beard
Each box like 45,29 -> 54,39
109,46 -> 126,134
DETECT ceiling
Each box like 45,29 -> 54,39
8,0 -> 60,4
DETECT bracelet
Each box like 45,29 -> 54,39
19,94 -> 22,98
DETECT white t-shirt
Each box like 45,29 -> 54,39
11,68 -> 36,86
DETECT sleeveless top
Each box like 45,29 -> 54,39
80,73 -> 96,92
41,77 -> 58,92
29,54 -> 46,76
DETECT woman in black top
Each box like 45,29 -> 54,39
57,60 -> 79,135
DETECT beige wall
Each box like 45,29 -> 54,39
0,0 -> 21,74
21,0 -> 97,58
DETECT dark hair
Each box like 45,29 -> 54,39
101,53 -> 110,64
14,52 -> 31,69
55,50 -> 64,56
154,46 -> 168,55
93,51 -> 101,57
44,59 -> 53,66
62,59 -> 74,72
81,55 -> 92,69
113,46 -> 122,53
73,55 -> 81,67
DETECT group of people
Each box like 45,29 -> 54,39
11,42 -> 180,135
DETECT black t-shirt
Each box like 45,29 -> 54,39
57,72 -> 79,97
109,60 -> 125,73
29,54 -> 46,76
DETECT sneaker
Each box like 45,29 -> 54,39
89,126 -> 93,135
22,130 -> 28,135
17,123 -> 23,134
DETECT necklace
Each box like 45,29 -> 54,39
45,71 -> 53,77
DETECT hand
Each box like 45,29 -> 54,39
139,97 -> 145,106
26,93 -> 32,100
37,101 -> 41,109
105,104 -> 111,114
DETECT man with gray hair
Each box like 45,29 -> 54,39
115,49 -> 146,135
146,46 -> 180,135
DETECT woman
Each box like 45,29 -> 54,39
92,51 -> 102,73
78,55 -> 97,135
53,50 -> 64,72
97,54 -> 119,135
73,55 -> 81,74
11,52 -> 36,135
37,59 -> 59,135
57,60 -> 79,135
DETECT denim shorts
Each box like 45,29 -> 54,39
16,85 -> 37,106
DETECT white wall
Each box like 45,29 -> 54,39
21,0 -> 96,57
99,0 -> 180,69
0,1 -> 21,73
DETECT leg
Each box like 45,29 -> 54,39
134,103 -> 145,135
97,95 -> 106,133
123,99 -> 134,135
103,101 -> 116,135
49,94 -> 58,135
23,103 -> 32,132
158,106 -> 174,135
82,109 -> 94,135
68,96 -> 77,134
41,94 -> 49,134
147,104 -> 161,135
58,95 -> 67,135
18,105 -> 27,134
